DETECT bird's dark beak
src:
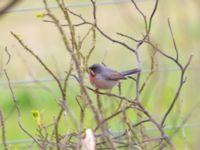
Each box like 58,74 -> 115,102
88,66 -> 91,72
87,66 -> 92,73
88,65 -> 92,69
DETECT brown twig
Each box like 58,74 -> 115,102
11,32 -> 64,97
161,55 -> 193,127
139,52 -> 156,93
145,39 -> 193,128
0,0 -> 20,16
130,0 -> 148,32
0,110 -> 8,150
132,119 -> 150,128
116,32 -> 140,42
87,87 -> 135,104
95,105 -> 132,131
67,7 -> 137,54
89,87 -> 174,148
147,0 -> 159,34
4,47 -> 11,65
168,18 -> 179,61
137,103 -> 175,149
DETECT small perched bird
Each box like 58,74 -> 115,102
88,64 -> 140,90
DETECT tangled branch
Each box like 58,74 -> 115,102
3,0 -> 193,149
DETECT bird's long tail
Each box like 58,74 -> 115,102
121,68 -> 141,76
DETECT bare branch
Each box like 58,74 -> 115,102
0,0 -> 20,17
4,47 -> 11,65
148,0 -> 159,33
116,32 -> 140,42
130,0 -> 148,31
0,110 -> 8,150
87,87 -> 135,104
168,19 -> 179,61
161,55 -> 193,126
139,52 -> 156,93
67,5 -> 137,53
11,32 -> 65,97
90,0 -> 97,26
137,103 -> 175,149
132,119 -> 150,128
95,105 -> 132,131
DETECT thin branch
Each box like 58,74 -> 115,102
89,87 -> 174,148
4,47 -> 11,65
139,52 -> 156,93
87,87 -> 135,104
0,0 -> 20,16
67,7 -> 136,53
43,19 -> 86,27
95,26 -> 136,53
0,110 -> 8,150
137,103 -> 175,149
11,32 -> 65,97
116,32 -> 140,42
147,39 -> 193,128
130,0 -> 148,31
58,0 -> 78,51
145,40 -> 183,70
132,119 -> 150,128
147,0 -> 159,33
63,63 -> 73,94
90,0 -> 97,26
161,55 -> 193,126
95,105 -> 132,131
168,19 -> 179,61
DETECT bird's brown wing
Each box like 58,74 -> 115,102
102,70 -> 126,81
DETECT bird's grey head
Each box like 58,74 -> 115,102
89,64 -> 104,74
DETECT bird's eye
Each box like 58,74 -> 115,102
90,67 -> 96,71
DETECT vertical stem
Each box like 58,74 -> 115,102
0,110 -> 8,150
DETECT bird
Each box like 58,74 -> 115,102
88,64 -> 141,90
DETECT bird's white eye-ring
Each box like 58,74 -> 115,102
90,70 -> 95,76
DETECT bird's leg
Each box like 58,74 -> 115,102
118,82 -> 122,96
94,88 -> 99,94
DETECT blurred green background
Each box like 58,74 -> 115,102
0,0 -> 200,149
